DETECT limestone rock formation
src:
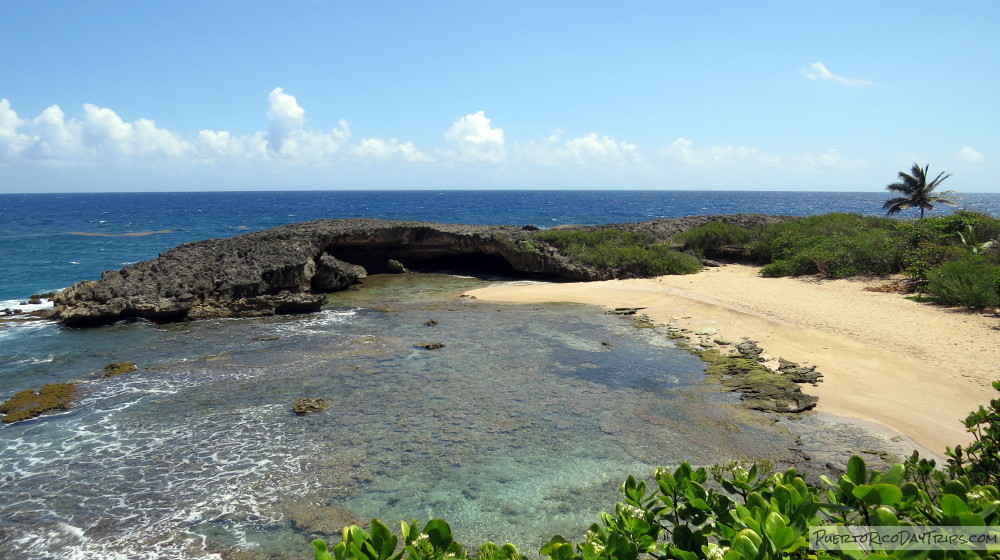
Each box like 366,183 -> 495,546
52,215 -> 786,327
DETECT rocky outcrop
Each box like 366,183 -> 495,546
52,215 -> 788,327
292,397 -> 331,415
1,383 -> 77,423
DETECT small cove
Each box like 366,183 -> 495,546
1,273 -> 910,559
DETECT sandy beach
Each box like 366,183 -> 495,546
466,264 -> 999,458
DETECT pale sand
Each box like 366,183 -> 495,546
465,264 -> 999,457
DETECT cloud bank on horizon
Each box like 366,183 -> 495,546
1,80 -> 985,192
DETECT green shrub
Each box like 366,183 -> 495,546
948,381 -> 1000,487
926,257 -> 1000,308
896,211 -> 1000,247
760,256 -> 815,278
534,229 -> 702,276
756,225 -> 905,278
674,223 -> 755,257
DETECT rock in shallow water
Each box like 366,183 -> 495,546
292,397 -> 331,415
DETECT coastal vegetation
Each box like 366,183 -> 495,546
533,229 -> 703,276
312,384 -> 1000,560
674,211 -> 1000,309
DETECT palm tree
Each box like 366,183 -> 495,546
883,163 -> 959,218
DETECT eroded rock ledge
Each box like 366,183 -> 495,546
53,215 -> 784,327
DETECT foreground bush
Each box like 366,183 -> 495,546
313,457 -> 998,560
926,257 -> 1000,308
535,229 -> 703,276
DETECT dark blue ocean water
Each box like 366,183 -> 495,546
0,190 -> 995,559
2,190 -> 998,302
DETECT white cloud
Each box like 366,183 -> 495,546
519,131 -> 641,166
0,99 -> 32,160
660,137 -> 779,167
1,100 -> 193,161
349,137 -> 432,163
660,138 -> 864,173
266,87 -> 305,153
443,110 -> 506,164
26,105 -> 84,159
263,87 -> 351,160
956,146 -> 984,163
75,103 -> 192,158
801,62 -> 872,86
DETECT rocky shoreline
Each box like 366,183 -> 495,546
50,214 -> 786,327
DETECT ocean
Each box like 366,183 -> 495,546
1,190 -> 998,559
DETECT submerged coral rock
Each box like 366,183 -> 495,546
1,383 -> 77,423
285,503 -> 361,535
103,361 -> 138,377
292,397 -> 331,415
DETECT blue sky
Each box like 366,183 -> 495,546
1,1 -> 997,192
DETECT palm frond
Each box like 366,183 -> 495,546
883,163 -> 955,218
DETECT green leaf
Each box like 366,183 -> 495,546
313,539 -> 335,560
732,532 -> 760,560
691,498 -> 711,510
400,520 -> 414,543
880,463 -> 906,486
765,522 -> 798,550
763,511 -> 786,539
943,480 -> 968,497
539,536 -> 571,558
479,543 -> 501,560
900,482 -> 921,500
847,456 -> 868,485
956,512 -> 986,527
872,507 -> 899,526
940,493 -> 971,516
500,543 -> 521,560
746,492 -> 769,512
423,519 -> 453,550
852,484 -> 904,506
369,520 -> 399,560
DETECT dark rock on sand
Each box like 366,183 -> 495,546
735,340 -> 765,361
697,348 -> 818,413
777,358 -> 823,384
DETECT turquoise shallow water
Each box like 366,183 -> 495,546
0,273 -> 801,559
